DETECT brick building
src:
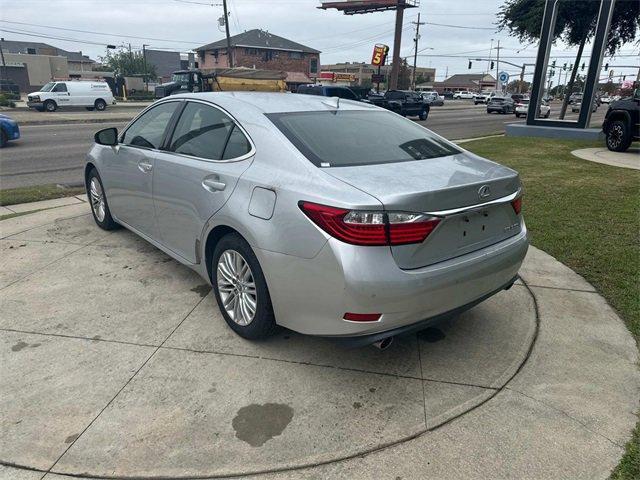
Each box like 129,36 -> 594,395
321,61 -> 435,87
432,74 -> 496,94
195,29 -> 320,89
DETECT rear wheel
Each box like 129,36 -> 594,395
419,107 -> 428,121
212,233 -> 277,340
87,168 -> 118,230
606,119 -> 632,152
95,99 -> 107,111
44,100 -> 57,112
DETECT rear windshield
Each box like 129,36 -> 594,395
267,110 -> 460,168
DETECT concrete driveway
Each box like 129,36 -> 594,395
1,201 -> 638,479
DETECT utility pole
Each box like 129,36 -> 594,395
495,40 -> 503,91
142,44 -> 149,92
222,0 -> 234,68
388,0 -> 407,90
411,13 -> 425,91
0,38 -> 6,81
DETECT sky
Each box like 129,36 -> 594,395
1,0 -> 638,84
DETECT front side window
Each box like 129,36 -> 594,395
169,102 -> 250,160
52,83 -> 67,92
40,82 -> 55,92
122,102 -> 179,149
268,110 -> 460,168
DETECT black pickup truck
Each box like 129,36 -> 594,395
368,90 -> 430,120
602,84 -> 640,152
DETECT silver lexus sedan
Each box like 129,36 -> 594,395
86,92 -> 528,347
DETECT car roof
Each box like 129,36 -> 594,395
166,92 -> 375,115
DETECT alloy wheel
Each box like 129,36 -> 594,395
608,124 -> 623,149
217,250 -> 257,326
89,177 -> 106,222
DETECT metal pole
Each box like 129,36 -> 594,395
388,0 -> 405,90
519,64 -> 525,93
142,44 -> 148,92
0,38 -> 6,81
223,0 -> 234,68
411,13 -> 425,91
495,39 -> 501,91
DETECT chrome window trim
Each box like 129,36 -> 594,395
167,98 -> 256,164
425,189 -> 521,217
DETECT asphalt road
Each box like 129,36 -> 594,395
0,102 -> 607,190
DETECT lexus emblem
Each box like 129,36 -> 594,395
478,185 -> 491,199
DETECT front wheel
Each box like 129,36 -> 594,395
606,120 -> 632,152
44,100 -> 57,112
419,108 -> 428,121
87,168 -> 118,230
212,233 -> 277,340
515,113 -> 521,118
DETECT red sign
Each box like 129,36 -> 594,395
371,44 -> 389,67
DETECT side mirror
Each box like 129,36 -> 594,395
95,127 -> 118,146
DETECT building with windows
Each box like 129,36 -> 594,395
321,61 -> 435,88
195,29 -> 320,89
432,73 -> 496,94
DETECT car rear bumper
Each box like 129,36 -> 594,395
256,222 -> 529,337
487,106 -> 507,112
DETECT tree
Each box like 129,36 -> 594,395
397,59 -> 411,90
99,48 -> 157,80
506,79 -> 530,93
498,0 -> 639,118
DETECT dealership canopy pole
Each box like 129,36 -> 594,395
388,1 -> 406,90
223,0 -> 234,68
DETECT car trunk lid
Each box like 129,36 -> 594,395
325,151 -> 522,269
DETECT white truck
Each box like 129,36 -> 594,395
27,80 -> 115,112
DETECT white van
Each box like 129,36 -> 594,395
27,81 -> 115,112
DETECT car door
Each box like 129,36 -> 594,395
152,100 -> 254,263
101,100 -> 181,237
51,82 -> 71,107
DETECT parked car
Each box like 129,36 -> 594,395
86,93 -> 528,346
474,92 -> 492,105
487,95 -> 515,114
296,85 -> 363,101
568,92 -> 583,105
442,91 -> 454,99
514,99 -> 550,118
0,114 -> 20,148
0,79 -> 20,96
571,99 -> 597,113
420,91 -> 444,106
367,90 -> 430,120
453,91 -> 475,100
27,80 -> 115,112
600,95 -> 612,104
602,86 -> 640,152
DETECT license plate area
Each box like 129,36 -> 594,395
456,209 -> 499,248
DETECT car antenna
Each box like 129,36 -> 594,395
321,96 -> 340,110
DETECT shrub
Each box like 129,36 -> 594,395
0,94 -> 16,108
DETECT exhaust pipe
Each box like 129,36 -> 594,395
372,336 -> 394,351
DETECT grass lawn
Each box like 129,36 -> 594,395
0,184 -> 85,207
464,136 -> 639,480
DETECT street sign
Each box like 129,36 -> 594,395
371,44 -> 389,67
371,73 -> 385,83
498,71 -> 509,83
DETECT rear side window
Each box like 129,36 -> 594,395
386,91 -> 404,100
122,101 -> 179,149
268,110 -> 460,168
169,102 -> 250,160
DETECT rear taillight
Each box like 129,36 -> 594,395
511,196 -> 523,215
299,201 -> 440,246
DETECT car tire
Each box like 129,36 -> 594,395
515,113 -> 521,118
95,99 -> 107,111
545,111 -> 551,118
0,129 -> 7,148
606,119 -> 632,152
419,108 -> 428,121
87,168 -> 119,230
212,233 -> 277,340
44,100 -> 57,112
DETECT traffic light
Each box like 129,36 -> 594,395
563,63 -> 567,71
551,70 -> 555,77
468,61 -> 472,69
604,63 -> 609,71
551,60 -> 556,68
490,61 -> 494,69
581,62 -> 585,71
569,64 -> 573,71
623,75 -> 626,81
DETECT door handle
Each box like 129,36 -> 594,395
137,161 -> 153,173
202,178 -> 226,192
